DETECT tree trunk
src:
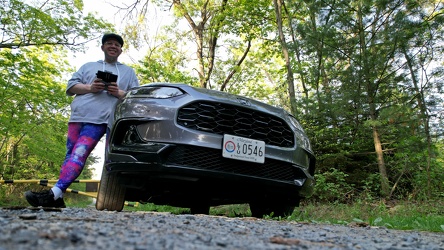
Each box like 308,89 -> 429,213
172,0 -> 227,89
273,0 -> 297,115
403,49 -> 434,198
372,123 -> 390,197
357,3 -> 390,198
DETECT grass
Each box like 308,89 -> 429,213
118,199 -> 444,233
292,200 -> 444,233
2,185 -> 443,233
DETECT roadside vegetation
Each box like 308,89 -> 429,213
2,183 -> 442,233
125,200 -> 444,233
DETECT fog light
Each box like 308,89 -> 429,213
294,178 -> 305,186
122,125 -> 144,145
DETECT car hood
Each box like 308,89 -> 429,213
133,82 -> 291,118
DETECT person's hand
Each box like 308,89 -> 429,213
106,82 -> 121,98
90,78 -> 106,93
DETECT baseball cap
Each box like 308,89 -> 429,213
102,33 -> 124,47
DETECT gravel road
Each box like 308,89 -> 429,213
0,207 -> 443,250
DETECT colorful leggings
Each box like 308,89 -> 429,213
55,122 -> 107,191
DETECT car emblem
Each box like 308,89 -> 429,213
237,97 -> 251,106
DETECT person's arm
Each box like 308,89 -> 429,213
67,79 -> 106,95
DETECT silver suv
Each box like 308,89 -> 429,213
96,83 -> 316,217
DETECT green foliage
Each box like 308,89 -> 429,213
132,35 -> 198,85
210,204 -> 251,217
288,0 -> 444,200
2,183 -> 443,233
293,200 -> 444,232
313,169 -> 355,203
120,200 -> 444,232
0,46 -> 70,181
0,0 -> 111,199
1,0 -> 114,51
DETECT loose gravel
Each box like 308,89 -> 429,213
0,207 -> 443,250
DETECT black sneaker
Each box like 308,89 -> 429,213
25,190 -> 66,208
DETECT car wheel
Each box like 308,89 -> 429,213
96,168 -> 126,212
249,201 -> 296,218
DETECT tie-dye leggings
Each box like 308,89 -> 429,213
55,122 -> 107,191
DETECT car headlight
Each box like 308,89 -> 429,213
295,130 -> 312,151
289,115 -> 312,151
128,86 -> 185,99
288,115 -> 305,133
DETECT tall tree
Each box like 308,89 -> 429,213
0,46 -> 70,181
125,0 -> 272,90
397,1 -> 444,197
289,0 -> 444,199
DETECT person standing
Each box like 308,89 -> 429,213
25,33 -> 139,207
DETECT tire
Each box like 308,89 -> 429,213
249,201 -> 296,218
96,168 -> 126,212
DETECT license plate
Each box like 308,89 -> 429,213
222,134 -> 265,163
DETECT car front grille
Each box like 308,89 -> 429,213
177,101 -> 294,147
165,145 -> 306,183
